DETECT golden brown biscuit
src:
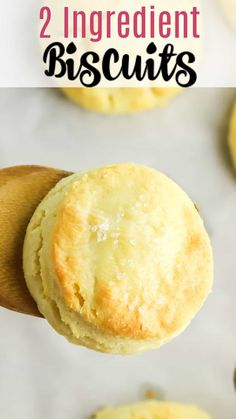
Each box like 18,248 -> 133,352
61,88 -> 180,114
228,100 -> 236,168
93,400 -> 211,419
23,163 -> 213,354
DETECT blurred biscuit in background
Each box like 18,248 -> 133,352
61,88 -> 180,114
93,400 -> 211,419
219,0 -> 236,30
228,101 -> 236,169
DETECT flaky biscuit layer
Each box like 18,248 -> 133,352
23,163 -> 213,354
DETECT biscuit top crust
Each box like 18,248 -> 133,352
52,163 -> 213,340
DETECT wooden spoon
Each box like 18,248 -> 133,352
0,165 -> 71,317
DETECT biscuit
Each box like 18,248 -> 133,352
228,101 -> 236,168
23,163 -> 213,354
93,400 -> 211,419
61,88 -> 180,114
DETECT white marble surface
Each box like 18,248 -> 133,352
0,88 -> 235,419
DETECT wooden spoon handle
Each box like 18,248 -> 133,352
0,165 -> 71,317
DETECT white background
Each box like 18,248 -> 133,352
0,87 -> 235,418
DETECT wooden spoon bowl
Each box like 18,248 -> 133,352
0,165 -> 71,316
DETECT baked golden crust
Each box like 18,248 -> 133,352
228,101 -> 236,169
61,87 -> 180,114
23,163 -> 213,354
93,400 -> 211,419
